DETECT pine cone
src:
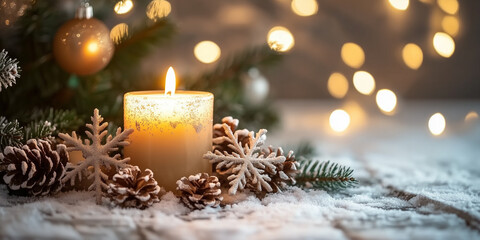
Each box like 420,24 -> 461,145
176,173 -> 223,210
262,146 -> 299,192
105,166 -> 160,209
213,116 -> 251,154
0,139 -> 69,196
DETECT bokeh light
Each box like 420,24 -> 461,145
194,41 -> 221,64
353,71 -> 375,95
114,0 -> 133,15
419,0 -> 434,3
343,101 -> 367,129
146,0 -> 171,21
437,0 -> 459,15
267,26 -> 295,52
110,23 -> 129,44
341,42 -> 365,69
376,89 -> 397,114
433,32 -> 455,58
465,111 -> 479,123
428,113 -> 446,136
329,109 -> 350,133
441,16 -> 459,37
402,43 -> 423,70
389,0 -> 409,11
327,72 -> 349,99
291,0 -> 318,17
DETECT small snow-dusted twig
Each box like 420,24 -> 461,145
295,159 -> 357,191
0,49 -> 21,92
59,109 -> 134,204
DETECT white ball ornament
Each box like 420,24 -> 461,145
242,68 -> 270,104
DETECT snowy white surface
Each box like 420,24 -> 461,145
1,100 -> 479,240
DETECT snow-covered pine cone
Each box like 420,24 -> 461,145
0,139 -> 69,196
104,166 -> 161,209
176,173 -> 223,210
212,116 -> 251,154
261,146 -> 299,192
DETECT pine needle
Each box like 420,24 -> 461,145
295,159 -> 357,192
29,108 -> 84,135
23,121 -> 55,143
0,117 -> 23,150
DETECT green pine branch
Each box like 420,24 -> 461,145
295,160 -> 357,192
0,1 -> 175,124
23,121 -> 55,143
28,108 -> 84,135
0,117 -> 23,150
0,108 -> 83,150
0,1 -> 70,117
1,2 -> 282,132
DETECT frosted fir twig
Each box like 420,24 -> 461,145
59,109 -> 134,204
295,160 -> 357,192
0,49 -> 21,92
0,116 -> 23,150
204,124 -> 285,195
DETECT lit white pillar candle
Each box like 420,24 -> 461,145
124,67 -> 213,191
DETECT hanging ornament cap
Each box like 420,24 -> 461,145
76,1 -> 93,19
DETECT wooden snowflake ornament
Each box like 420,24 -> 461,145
203,124 -> 286,195
58,109 -> 134,204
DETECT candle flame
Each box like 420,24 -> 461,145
165,66 -> 176,96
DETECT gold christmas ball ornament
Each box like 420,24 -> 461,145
53,2 -> 114,76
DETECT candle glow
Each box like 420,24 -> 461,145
124,67 -> 213,191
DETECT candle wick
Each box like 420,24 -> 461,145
165,91 -> 172,96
